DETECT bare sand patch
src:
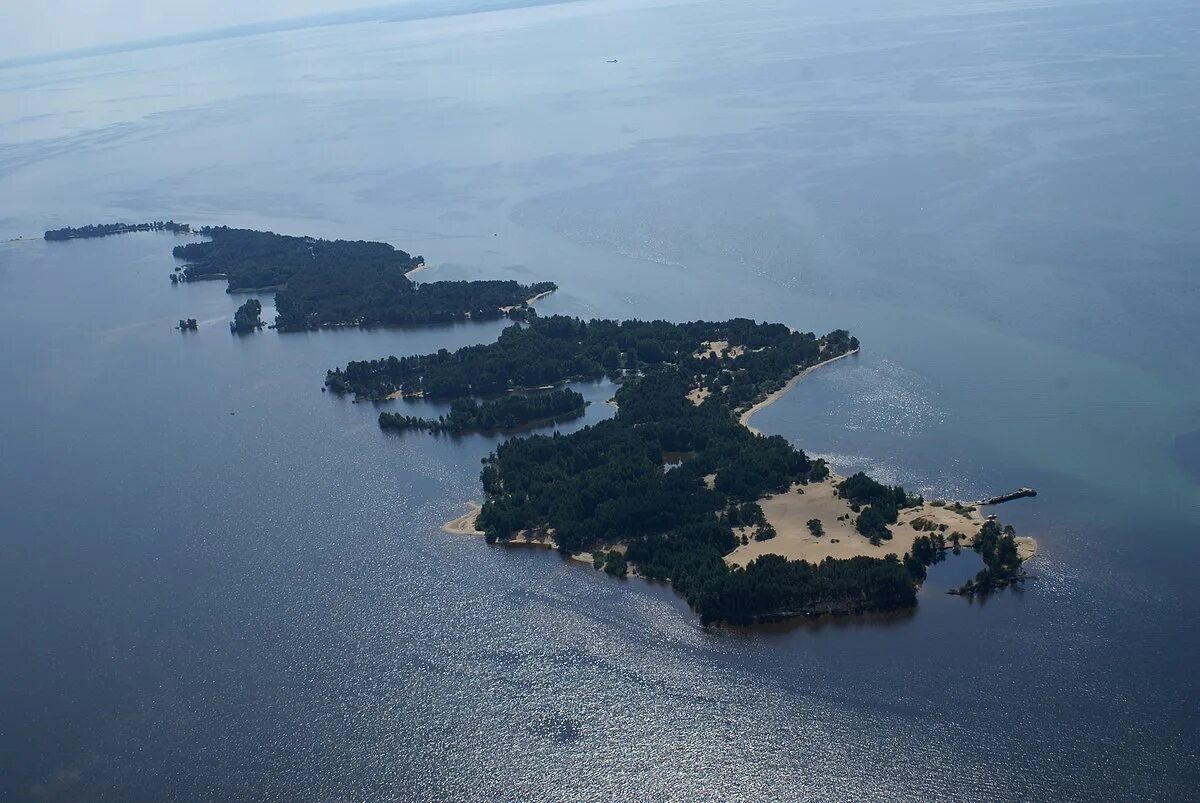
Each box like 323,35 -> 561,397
695,340 -> 746,359
442,501 -> 484,535
500,289 -> 555,314
726,475 -> 1038,566
385,388 -> 425,401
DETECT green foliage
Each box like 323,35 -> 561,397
171,227 -> 552,330
753,524 -> 777,541
231,298 -> 262,333
45,220 -> 190,240
807,518 -> 824,536
903,534 -> 947,582
951,520 -> 1026,596
327,314 -> 833,403
378,389 -> 586,435
698,555 -> 917,623
838,472 -> 920,543
602,551 -> 628,577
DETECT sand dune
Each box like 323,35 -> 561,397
726,475 -> 1038,566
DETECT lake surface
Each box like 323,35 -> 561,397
1,0 -> 1198,799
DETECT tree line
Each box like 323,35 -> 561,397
951,520 -> 1026,596
836,472 -> 922,545
231,299 -> 263,333
44,221 -> 191,240
170,226 -> 553,330
379,388 -> 586,435
327,315 -> 849,402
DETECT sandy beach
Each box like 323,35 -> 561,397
739,348 -> 860,435
442,501 -> 484,535
441,502 -> 596,564
499,288 -> 555,314
404,261 -> 430,278
725,474 -> 1038,566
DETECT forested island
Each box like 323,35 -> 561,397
44,221 -> 190,240
45,218 -> 1035,624
231,298 -> 263,333
44,223 -> 556,331
171,227 -> 555,330
379,388 -> 586,435
334,316 -> 1031,623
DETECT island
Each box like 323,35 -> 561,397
332,315 -> 1038,624
44,223 -> 557,331
231,298 -> 264,333
44,220 -> 190,240
171,227 -> 555,330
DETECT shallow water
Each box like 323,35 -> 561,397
1,0 -> 1198,799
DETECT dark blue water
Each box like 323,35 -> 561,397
2,0 -> 1198,799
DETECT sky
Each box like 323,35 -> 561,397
2,0 -> 385,61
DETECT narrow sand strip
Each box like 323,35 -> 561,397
739,349 -> 860,435
442,501 -> 483,535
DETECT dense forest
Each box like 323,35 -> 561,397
172,227 -> 554,330
336,315 -> 981,623
231,298 -> 263,333
172,226 -> 416,290
836,472 -> 922,544
379,388 -> 586,435
44,222 -> 554,330
327,315 -> 857,401
44,220 -> 190,240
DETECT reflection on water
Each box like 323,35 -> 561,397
1,0 -> 1199,799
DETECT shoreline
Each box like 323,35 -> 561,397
500,288 -> 555,314
441,501 -> 596,565
443,473 -> 1038,570
404,261 -> 430,278
439,342 -> 1040,615
442,501 -> 484,535
739,348 -> 860,435
723,473 -> 1038,568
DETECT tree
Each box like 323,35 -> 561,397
231,298 -> 263,333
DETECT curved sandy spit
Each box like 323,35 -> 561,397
442,501 -> 484,535
739,348 -> 860,435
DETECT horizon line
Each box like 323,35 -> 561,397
0,0 -> 581,71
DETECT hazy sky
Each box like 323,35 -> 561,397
4,0 -> 381,60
